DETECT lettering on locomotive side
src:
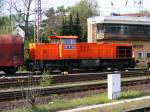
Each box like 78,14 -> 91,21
64,45 -> 76,50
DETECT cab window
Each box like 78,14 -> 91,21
61,39 -> 76,44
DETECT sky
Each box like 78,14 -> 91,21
2,0 -> 150,21
42,0 -> 150,15
3,0 -> 150,16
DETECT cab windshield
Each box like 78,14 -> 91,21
50,38 -> 76,44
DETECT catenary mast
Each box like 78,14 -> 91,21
34,0 -> 42,43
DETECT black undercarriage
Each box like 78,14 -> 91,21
26,58 -> 135,73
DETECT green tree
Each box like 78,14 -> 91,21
69,14 -> 73,35
68,0 -> 99,41
74,12 -> 82,41
57,5 -> 67,16
60,17 -> 66,35
45,1 -> 99,41
12,0 -> 34,40
60,14 -> 75,36
44,7 -> 62,36
0,16 -> 10,26
0,16 -> 12,34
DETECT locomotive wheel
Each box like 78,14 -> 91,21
4,67 -> 17,75
26,61 -> 35,72
48,68 -> 52,74
46,68 -> 53,74
118,65 -> 125,71
68,67 -> 73,74
60,68 -> 65,73
60,66 -> 73,74
29,65 -> 35,72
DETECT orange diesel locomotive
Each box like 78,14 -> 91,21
27,36 -> 135,72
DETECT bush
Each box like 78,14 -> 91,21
7,90 -> 146,112
40,71 -> 52,87
120,90 -> 145,99
18,66 -> 27,71
46,93 -> 110,112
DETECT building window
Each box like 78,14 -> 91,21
137,52 -> 144,59
133,44 -> 143,49
147,62 -> 150,68
146,52 -> 150,58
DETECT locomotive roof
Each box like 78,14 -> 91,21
48,36 -> 78,39
87,16 -> 150,25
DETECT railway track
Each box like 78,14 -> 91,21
0,77 -> 150,102
0,71 -> 149,89
126,106 -> 150,112
0,68 -> 147,77
0,71 -> 41,76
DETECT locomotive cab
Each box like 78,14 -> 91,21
48,36 -> 78,44
48,36 -> 78,59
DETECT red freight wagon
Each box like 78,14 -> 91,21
0,35 -> 24,74
27,36 -> 135,72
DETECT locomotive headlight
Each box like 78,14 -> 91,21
29,43 -> 36,49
